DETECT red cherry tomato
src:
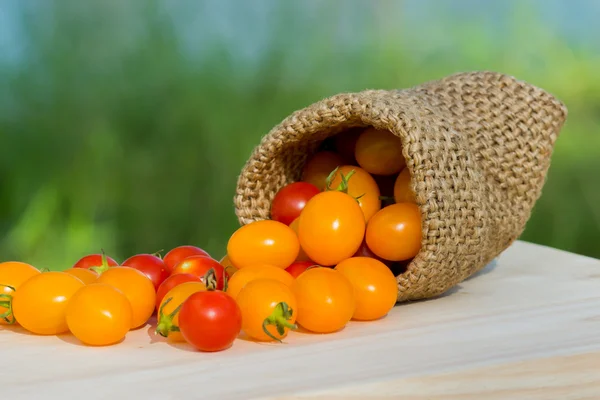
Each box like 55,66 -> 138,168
270,182 -> 321,226
285,261 -> 317,279
171,256 -> 228,291
72,254 -> 118,270
122,253 -> 169,291
155,273 -> 201,312
178,291 -> 242,352
163,245 -> 210,273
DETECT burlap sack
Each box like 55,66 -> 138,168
234,71 -> 568,302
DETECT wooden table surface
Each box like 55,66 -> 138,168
2,240 -> 599,399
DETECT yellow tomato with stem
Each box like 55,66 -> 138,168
155,281 -> 208,342
326,165 -> 381,221
0,261 -> 41,325
301,151 -> 345,190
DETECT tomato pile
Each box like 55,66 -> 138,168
0,127 -> 422,351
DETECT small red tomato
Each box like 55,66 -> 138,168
155,273 -> 201,312
72,254 -> 118,270
171,256 -> 228,291
178,291 -> 242,352
285,261 -> 317,279
163,245 -> 210,273
122,254 -> 169,291
270,182 -> 321,226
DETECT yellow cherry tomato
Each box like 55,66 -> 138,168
335,257 -> 398,321
327,165 -> 381,221
0,261 -> 41,325
393,167 -> 416,204
64,268 -> 99,285
354,127 -> 406,176
12,272 -> 85,335
66,283 -> 133,346
96,267 -> 156,329
155,281 -> 208,342
236,279 -> 297,342
226,264 -> 294,300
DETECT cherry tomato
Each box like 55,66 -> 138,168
219,255 -> 239,277
155,281 -> 208,342
65,283 -> 133,346
285,261 -> 316,279
327,165 -> 381,221
353,239 -> 391,266
236,279 -> 297,342
226,264 -> 294,300
270,182 -> 321,226
0,261 -> 41,325
366,203 -> 422,261
298,191 -> 365,266
171,255 -> 227,291
72,253 -> 119,269
333,128 -> 362,164
155,273 -> 201,312
301,151 -> 345,190
178,290 -> 242,352
394,167 -> 416,204
354,127 -> 405,176
63,268 -> 99,285
96,267 -> 156,329
227,220 -> 299,270
292,267 -> 355,333
163,245 -> 210,273
12,272 -> 84,335
335,257 -> 398,321
289,218 -> 312,262
122,253 -> 169,291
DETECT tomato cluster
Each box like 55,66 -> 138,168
0,126 -> 421,352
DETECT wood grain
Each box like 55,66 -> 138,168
1,241 -> 599,399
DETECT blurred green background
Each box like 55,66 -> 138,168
1,0 -> 599,270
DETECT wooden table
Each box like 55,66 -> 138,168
2,240 -> 599,399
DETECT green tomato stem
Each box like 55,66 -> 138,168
324,167 -> 364,203
262,301 -> 298,343
89,249 -> 112,274
155,296 -> 183,337
0,290 -> 16,325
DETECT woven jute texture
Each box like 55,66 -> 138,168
234,71 -> 568,302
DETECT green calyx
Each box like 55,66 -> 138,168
89,249 -> 113,274
155,297 -> 183,338
0,284 -> 16,324
262,302 -> 298,343
325,167 -> 364,203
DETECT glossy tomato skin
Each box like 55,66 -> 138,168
335,257 -> 398,321
227,220 -> 299,270
270,182 -> 321,226
226,264 -> 294,300
96,267 -> 156,329
155,273 -> 201,312
66,283 -> 133,346
366,203 -> 422,261
163,245 -> 210,273
63,268 -> 99,285
298,191 -> 365,266
354,127 -> 406,176
12,272 -> 85,335
393,167 -> 416,204
292,267 -> 355,334
171,256 -> 227,291
0,262 -> 41,325
327,165 -> 381,221
285,261 -> 317,279
178,291 -> 242,352
236,279 -> 297,342
155,281 -> 208,342
72,254 -> 119,269
301,151 -> 345,190
122,254 -> 169,291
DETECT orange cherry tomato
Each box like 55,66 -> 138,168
335,257 -> 398,321
219,255 -> 239,277
96,267 -> 156,329
298,191 -> 365,266
366,203 -> 422,261
226,264 -> 294,300
354,127 -> 405,176
227,220 -> 299,270
12,272 -> 84,335
236,279 -> 298,342
301,151 -> 345,190
327,165 -> 381,221
64,268 -> 99,285
0,261 -> 41,325
292,267 -> 355,333
333,128 -> 362,164
393,167 -> 416,203
155,281 -> 208,342
289,218 -> 312,262
65,283 -> 133,346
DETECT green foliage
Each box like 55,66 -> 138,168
1,1 -> 598,270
